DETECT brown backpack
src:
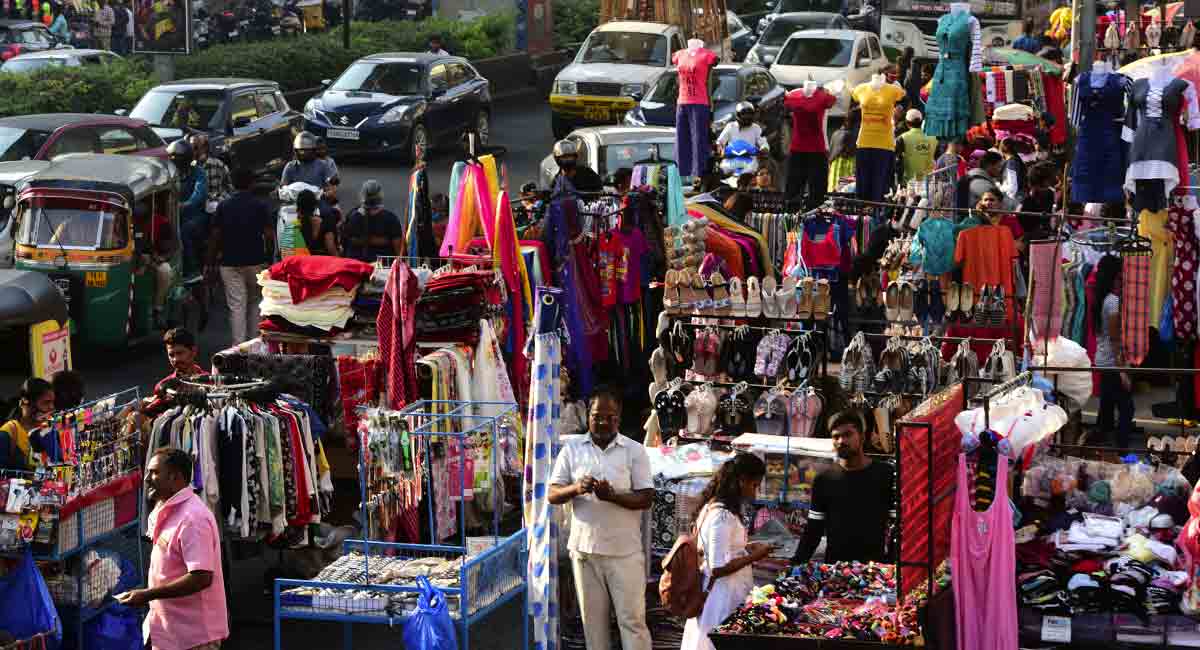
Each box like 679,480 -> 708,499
658,505 -> 717,618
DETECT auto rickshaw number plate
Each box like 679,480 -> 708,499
584,106 -> 609,122
85,271 -> 108,288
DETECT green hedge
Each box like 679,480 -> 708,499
553,0 -> 598,48
0,14 -> 513,118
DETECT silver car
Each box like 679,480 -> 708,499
539,125 -> 676,190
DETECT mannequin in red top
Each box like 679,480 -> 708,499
784,80 -> 837,209
672,39 -> 718,177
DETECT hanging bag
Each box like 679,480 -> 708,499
0,548 -> 61,649
403,576 -> 458,650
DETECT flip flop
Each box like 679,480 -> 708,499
762,276 -> 779,318
746,276 -> 762,318
780,275 -> 798,319
958,283 -> 974,323
664,269 -> 680,314
729,276 -> 746,318
693,270 -> 712,314
813,279 -> 831,321
797,276 -> 814,320
711,272 -> 732,316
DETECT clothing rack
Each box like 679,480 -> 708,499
830,196 -> 1134,224
858,331 -> 1011,344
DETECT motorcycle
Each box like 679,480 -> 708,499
192,7 -> 210,48
213,9 -> 240,43
719,139 -> 763,186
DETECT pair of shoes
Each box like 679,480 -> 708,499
885,281 -> 916,323
973,285 -> 1007,326
685,270 -> 733,317
946,282 -> 974,323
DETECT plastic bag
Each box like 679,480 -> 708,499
403,576 -> 457,650
84,605 -> 141,650
0,548 -> 62,649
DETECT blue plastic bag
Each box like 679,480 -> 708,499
84,605 -> 141,650
0,548 -> 62,649
402,576 -> 458,650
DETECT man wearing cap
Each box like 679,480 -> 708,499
793,410 -> 895,563
894,109 -> 937,185
341,180 -> 404,263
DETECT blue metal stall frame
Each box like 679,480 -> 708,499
272,399 -> 529,650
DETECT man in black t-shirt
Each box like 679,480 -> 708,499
341,179 -> 404,263
794,410 -> 896,563
208,168 -> 275,347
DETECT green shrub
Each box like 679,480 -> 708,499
553,0 -> 598,48
0,14 -> 513,117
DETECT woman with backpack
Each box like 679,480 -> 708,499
680,453 -> 772,650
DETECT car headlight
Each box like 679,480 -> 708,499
745,49 -> 760,64
891,31 -> 906,44
379,104 -> 412,124
620,83 -> 643,97
303,98 -> 316,119
553,79 -> 577,95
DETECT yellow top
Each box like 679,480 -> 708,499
0,420 -> 31,469
851,82 -> 906,151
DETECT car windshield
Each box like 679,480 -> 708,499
330,62 -> 424,95
777,0 -> 843,12
601,142 -> 675,175
579,32 -> 668,66
16,27 -> 52,46
648,71 -> 739,103
1,57 -> 61,73
776,37 -> 853,66
0,127 -> 50,161
884,0 -> 1020,17
130,90 -> 224,130
17,202 -> 128,250
763,19 -> 829,45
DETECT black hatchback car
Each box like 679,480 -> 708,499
303,52 -> 492,161
126,78 -> 303,178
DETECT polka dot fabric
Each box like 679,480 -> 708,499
524,333 -> 563,650
1169,194 -> 1199,340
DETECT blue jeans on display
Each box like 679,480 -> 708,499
675,104 -> 711,178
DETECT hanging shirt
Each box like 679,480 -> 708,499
597,231 -> 627,308
672,47 -> 719,106
851,81 -> 906,151
784,88 -> 837,154
619,228 -> 650,304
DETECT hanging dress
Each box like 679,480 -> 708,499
1170,193 -> 1200,340
1070,72 -> 1130,204
1124,75 -> 1200,212
952,452 -> 1018,650
924,10 -> 980,140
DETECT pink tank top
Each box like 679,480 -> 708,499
952,453 -> 1018,650
673,48 -> 718,105
800,228 -> 841,268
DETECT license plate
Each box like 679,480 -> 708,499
326,128 -> 359,140
85,271 -> 107,288
584,106 -> 608,121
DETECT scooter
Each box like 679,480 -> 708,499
719,139 -> 762,186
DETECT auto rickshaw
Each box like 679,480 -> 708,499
11,153 -> 205,348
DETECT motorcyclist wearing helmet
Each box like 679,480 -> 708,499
716,101 -> 769,157
168,139 -> 209,276
550,138 -> 603,196
281,131 -> 336,189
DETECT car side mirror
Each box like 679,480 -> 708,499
232,115 -> 252,128
114,108 -> 127,116
320,78 -> 331,88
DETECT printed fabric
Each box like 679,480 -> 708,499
1122,252 -> 1152,366
377,260 -> 421,409
1169,194 -> 1200,340
524,332 -> 563,650
851,82 -> 906,151
672,47 -> 719,105
924,10 -> 978,140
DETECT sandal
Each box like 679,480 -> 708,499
885,282 -> 901,322
711,272 -> 732,316
664,269 -> 680,314
729,276 -> 746,318
897,281 -> 915,323
958,282 -> 974,323
813,278 -> 831,321
694,271 -> 713,314
991,285 -> 1006,327
797,276 -> 814,320
974,285 -> 991,325
779,275 -> 798,319
762,276 -> 779,318
746,276 -> 762,318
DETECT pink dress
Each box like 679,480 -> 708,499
952,453 -> 1017,650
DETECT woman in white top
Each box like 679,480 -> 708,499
681,453 -> 772,650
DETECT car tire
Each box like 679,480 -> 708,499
551,114 -> 570,140
477,110 -> 490,145
407,122 -> 429,164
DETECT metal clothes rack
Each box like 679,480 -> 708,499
273,399 -> 527,650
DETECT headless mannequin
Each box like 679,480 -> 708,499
852,71 -> 904,202
870,73 -> 885,90
687,37 -> 704,51
673,36 -> 718,176
785,80 -> 837,208
803,80 -> 817,97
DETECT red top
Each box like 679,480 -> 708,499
672,48 -> 719,105
784,88 -> 837,154
268,255 -> 374,304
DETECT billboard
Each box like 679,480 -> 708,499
133,0 -> 190,54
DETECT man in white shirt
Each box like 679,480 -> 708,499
549,387 -> 653,650
716,101 -> 770,154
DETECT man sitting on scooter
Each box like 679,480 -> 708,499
715,101 -> 769,165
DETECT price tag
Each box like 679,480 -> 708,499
1042,615 -> 1071,643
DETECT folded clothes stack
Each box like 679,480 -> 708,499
414,269 -> 504,344
258,256 -> 373,336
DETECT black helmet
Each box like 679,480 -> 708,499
520,181 -> 538,195
166,139 -> 193,174
735,101 -> 755,122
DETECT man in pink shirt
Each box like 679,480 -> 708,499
116,448 -> 228,650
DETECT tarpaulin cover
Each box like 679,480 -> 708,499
898,383 -> 962,596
